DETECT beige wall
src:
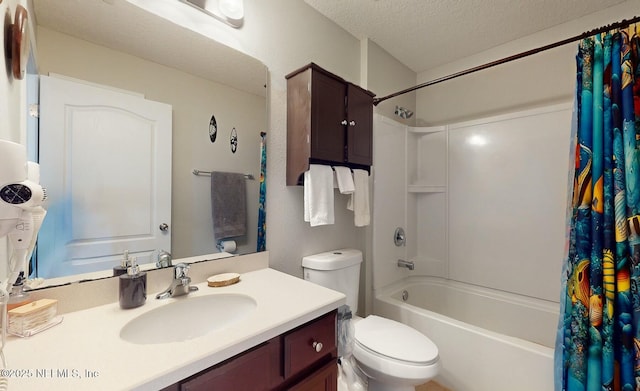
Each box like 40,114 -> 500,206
415,0 -> 639,125
222,0 -> 367,276
365,39 -> 417,127
1,0 -> 35,282
35,27 -> 265,259
0,0 -> 28,143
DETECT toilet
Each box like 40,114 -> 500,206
302,249 -> 441,391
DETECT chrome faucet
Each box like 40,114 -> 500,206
156,249 -> 172,268
156,263 -> 199,299
397,259 -> 415,271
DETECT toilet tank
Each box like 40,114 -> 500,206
302,249 -> 362,313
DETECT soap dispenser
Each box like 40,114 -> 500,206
119,257 -> 146,309
113,250 -> 131,277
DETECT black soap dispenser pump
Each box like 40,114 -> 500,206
119,257 -> 147,309
113,250 -> 130,277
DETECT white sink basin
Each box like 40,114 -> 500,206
120,293 -> 257,345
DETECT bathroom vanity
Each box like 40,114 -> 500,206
3,263 -> 345,391
166,310 -> 337,391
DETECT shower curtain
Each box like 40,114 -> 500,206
556,24 -> 640,391
256,132 -> 267,252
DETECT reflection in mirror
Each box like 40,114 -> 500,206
28,0 -> 267,287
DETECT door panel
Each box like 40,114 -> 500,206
346,85 -> 373,166
311,71 -> 346,163
37,75 -> 172,278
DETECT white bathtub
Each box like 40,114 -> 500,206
373,276 -> 557,391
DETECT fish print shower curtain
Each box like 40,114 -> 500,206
256,132 -> 267,252
557,24 -> 640,391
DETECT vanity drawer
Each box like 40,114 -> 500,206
283,310 -> 336,379
180,337 -> 280,391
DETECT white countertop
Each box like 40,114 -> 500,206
3,268 -> 346,391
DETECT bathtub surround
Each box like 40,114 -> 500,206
371,103 -> 570,389
372,103 -> 572,299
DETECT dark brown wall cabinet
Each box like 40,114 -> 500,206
161,310 -> 338,391
286,63 -> 375,186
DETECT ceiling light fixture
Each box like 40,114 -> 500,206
179,0 -> 244,28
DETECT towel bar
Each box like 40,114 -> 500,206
193,169 -> 254,180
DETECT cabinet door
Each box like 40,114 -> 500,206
311,70 -> 347,163
287,360 -> 338,391
284,311 -> 337,378
180,339 -> 279,391
346,84 -> 373,166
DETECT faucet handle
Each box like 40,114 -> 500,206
174,263 -> 190,279
156,249 -> 173,268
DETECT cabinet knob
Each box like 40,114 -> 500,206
312,341 -> 323,353
349,120 -> 356,126
341,120 -> 348,126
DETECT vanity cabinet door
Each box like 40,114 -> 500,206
283,311 -> 337,379
180,337 -> 280,391
170,310 -> 338,391
288,360 -> 338,391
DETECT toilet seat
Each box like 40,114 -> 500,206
354,315 -> 439,365
351,315 -> 441,385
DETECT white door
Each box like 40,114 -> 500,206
37,75 -> 172,278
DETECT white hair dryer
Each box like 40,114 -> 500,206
0,140 -> 47,290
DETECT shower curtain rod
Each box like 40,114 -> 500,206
372,15 -> 640,106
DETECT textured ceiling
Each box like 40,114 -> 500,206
304,0 -> 628,73
31,0 -> 266,97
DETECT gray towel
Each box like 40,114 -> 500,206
211,172 -> 247,238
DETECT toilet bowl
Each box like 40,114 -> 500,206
351,315 -> 440,391
302,249 -> 441,391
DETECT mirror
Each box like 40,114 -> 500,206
28,0 -> 267,287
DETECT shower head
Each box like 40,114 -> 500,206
395,106 -> 414,119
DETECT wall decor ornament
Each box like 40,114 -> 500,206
209,114 -> 217,143
230,127 -> 238,153
6,4 -> 29,80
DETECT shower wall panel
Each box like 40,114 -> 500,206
447,103 -> 571,302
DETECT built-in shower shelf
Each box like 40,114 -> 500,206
408,125 -> 446,134
407,184 -> 446,193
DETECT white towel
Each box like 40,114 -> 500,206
347,169 -> 370,227
304,164 -> 335,226
334,166 -> 355,194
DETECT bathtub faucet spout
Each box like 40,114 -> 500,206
397,259 -> 414,270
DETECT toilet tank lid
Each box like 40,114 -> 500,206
302,249 -> 363,270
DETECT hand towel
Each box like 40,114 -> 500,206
211,171 -> 247,238
347,169 -> 370,227
333,166 -> 355,195
304,164 -> 335,226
